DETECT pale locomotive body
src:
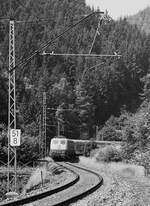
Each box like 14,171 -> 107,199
50,137 -> 76,160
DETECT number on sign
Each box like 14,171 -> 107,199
10,129 -> 21,146
13,138 -> 17,144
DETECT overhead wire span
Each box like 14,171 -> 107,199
15,19 -> 54,24
89,16 -> 103,54
10,11 -> 104,72
81,13 -> 108,82
41,52 -> 121,57
47,107 -> 79,111
81,61 -> 105,82
81,12 -> 120,83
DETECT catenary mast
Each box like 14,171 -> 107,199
7,18 -> 17,192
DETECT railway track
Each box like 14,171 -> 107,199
0,161 -> 103,206
51,162 -> 103,206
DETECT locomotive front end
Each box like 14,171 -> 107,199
50,138 -> 68,159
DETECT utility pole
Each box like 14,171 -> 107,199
57,121 -> 60,136
39,114 -> 42,154
96,125 -> 99,140
42,92 -> 46,157
56,105 -> 64,137
7,19 -> 17,192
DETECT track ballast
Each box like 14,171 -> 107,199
0,161 -> 103,206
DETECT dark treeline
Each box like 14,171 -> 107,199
0,0 -> 150,145
128,6 -> 150,35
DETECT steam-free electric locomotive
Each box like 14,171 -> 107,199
50,136 -> 76,160
50,136 -> 96,160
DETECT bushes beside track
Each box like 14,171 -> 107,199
96,145 -> 122,162
17,135 -> 39,165
0,129 -> 39,165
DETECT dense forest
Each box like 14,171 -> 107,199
0,0 -> 150,164
128,6 -> 150,34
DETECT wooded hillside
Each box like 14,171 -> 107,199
0,0 -> 150,143
127,6 -> 150,34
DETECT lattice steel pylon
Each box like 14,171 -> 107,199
39,114 -> 42,154
42,92 -> 47,157
7,20 -> 17,192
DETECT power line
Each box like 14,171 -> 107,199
15,19 -> 55,24
89,15 -> 104,54
41,52 -> 121,58
47,107 -> 79,111
1,3 -> 105,72
0,18 -> 54,24
10,11 -> 104,72
81,61 -> 105,81
40,52 -> 121,83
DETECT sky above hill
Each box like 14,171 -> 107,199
86,0 -> 150,19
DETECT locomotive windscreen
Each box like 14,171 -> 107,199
50,138 -> 67,150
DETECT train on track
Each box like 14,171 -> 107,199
49,135 -> 122,160
50,136 -> 76,160
50,136 -> 96,160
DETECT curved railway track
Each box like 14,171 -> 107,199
0,161 -> 103,206
52,162 -> 103,206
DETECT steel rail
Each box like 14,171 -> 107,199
0,162 -> 103,206
0,163 -> 79,206
53,162 -> 103,206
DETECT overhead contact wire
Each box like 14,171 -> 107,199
10,11 -> 103,72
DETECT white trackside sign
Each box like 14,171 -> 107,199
10,129 -> 21,146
